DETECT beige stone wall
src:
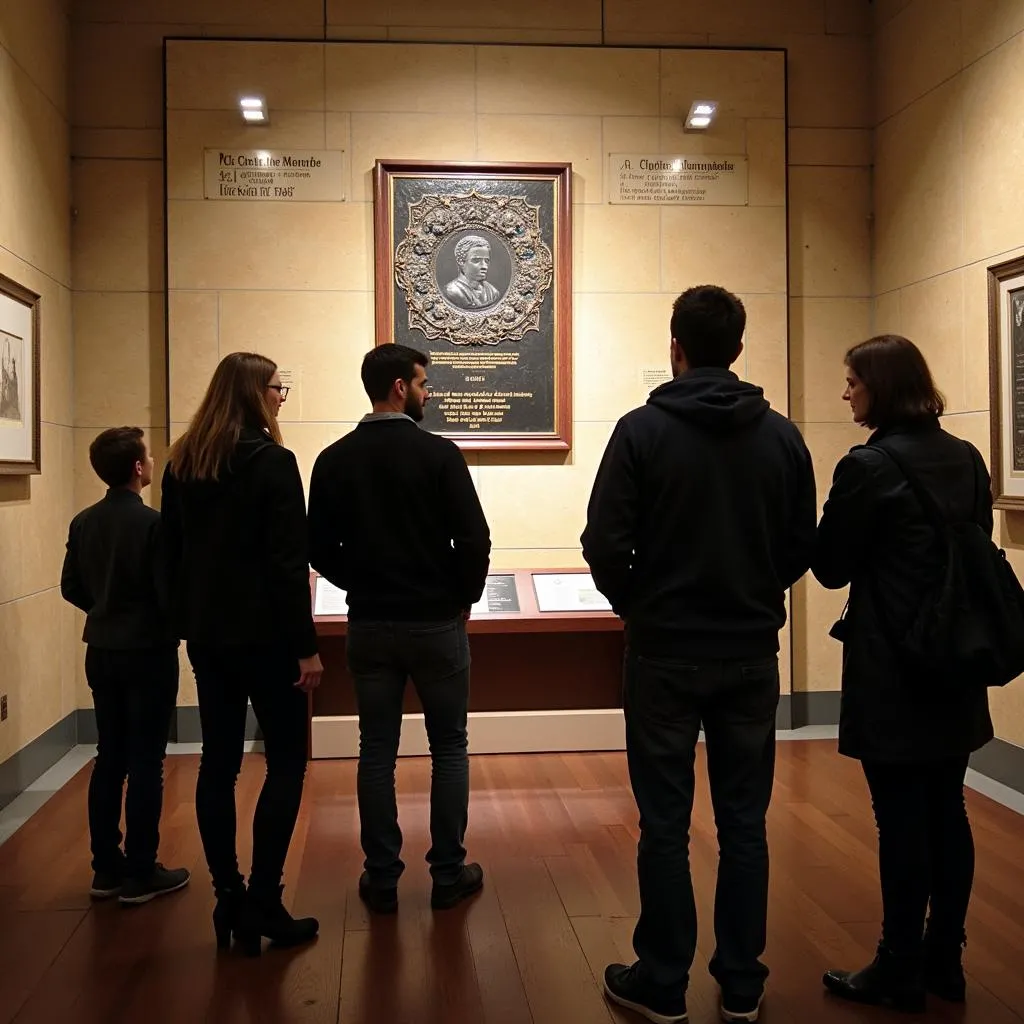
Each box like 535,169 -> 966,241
72,0 -> 873,709
872,0 -> 1024,747
0,2 -> 76,763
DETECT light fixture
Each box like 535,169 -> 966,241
684,100 -> 718,132
239,95 -> 268,124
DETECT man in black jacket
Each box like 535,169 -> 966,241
582,286 -> 816,1024
61,427 -> 190,906
308,343 -> 491,914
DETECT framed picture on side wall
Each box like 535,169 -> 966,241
373,160 -> 573,452
0,272 -> 41,475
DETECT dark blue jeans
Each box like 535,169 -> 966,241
346,618 -> 471,887
624,651 -> 779,1001
86,646 -> 179,878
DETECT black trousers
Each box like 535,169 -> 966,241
623,651 -> 779,1000
861,756 -> 975,957
189,644 -> 309,898
86,646 -> 178,878
346,618 -> 471,887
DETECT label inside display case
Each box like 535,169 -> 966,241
532,572 -> 612,613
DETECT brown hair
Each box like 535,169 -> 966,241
845,334 -> 945,429
89,426 -> 146,487
167,352 -> 282,481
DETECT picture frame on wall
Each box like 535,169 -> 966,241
0,272 -> 41,475
373,160 -> 573,452
988,255 -> 1024,509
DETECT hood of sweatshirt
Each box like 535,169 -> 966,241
647,367 -> 770,433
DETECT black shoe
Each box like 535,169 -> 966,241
924,934 -> 967,1002
431,863 -> 483,910
236,885 -> 319,957
90,867 -> 125,899
823,946 -> 926,1013
119,864 -> 191,905
720,991 -> 764,1022
358,872 -> 398,914
603,963 -> 688,1024
213,885 -> 247,950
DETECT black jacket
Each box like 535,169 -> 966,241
581,368 -> 816,659
60,488 -> 175,650
160,428 -> 318,659
812,420 -> 995,762
307,415 -> 491,621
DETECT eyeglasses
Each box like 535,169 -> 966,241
268,384 -> 290,399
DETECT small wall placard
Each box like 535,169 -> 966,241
204,149 -> 345,202
608,154 -> 748,206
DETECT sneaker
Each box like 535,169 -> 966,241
90,868 -> 125,899
431,863 -> 484,910
603,963 -> 688,1024
119,864 -> 191,906
721,992 -> 764,1022
358,871 -> 398,914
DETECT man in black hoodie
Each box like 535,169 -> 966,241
582,285 -> 816,1024
308,343 -> 491,915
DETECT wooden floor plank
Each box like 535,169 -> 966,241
0,742 -> 1021,1024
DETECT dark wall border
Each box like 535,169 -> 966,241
970,737 -> 1024,795
0,712 -> 76,811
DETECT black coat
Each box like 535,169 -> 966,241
812,419 -> 994,762
160,428 -> 318,660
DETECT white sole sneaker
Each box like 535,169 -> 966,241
118,873 -> 190,905
603,982 -> 688,1024
721,994 -> 764,1022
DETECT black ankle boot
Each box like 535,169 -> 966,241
924,933 -> 967,1002
236,885 -> 319,957
823,945 -> 926,1013
212,886 -> 247,950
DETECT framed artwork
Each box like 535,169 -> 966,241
373,160 -> 572,451
988,255 -> 1024,509
0,272 -> 41,475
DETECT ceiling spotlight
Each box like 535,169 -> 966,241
239,95 -> 268,124
684,100 -> 718,132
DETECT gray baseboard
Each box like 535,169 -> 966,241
969,736 -> 1024,795
0,712 -> 77,812
788,690 -> 842,729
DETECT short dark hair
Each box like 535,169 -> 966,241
361,343 -> 429,403
89,427 -> 146,487
845,334 -> 945,429
670,286 -> 746,369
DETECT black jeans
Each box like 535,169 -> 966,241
86,646 -> 178,878
623,651 -> 780,1000
189,644 -> 308,898
346,618 -> 471,887
861,756 -> 974,957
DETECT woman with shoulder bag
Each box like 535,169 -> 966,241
161,351 -> 323,955
812,335 -> 994,1012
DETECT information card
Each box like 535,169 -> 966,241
204,149 -> 345,202
471,574 -> 520,616
532,573 -> 612,613
608,154 -> 748,206
313,577 -> 348,616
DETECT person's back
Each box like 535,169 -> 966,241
308,343 -> 490,916
60,427 -> 188,907
310,420 -> 487,621
583,285 -> 816,1024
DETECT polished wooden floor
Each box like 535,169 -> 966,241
0,742 -> 1022,1023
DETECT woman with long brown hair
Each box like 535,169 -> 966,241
161,352 -> 323,955
813,335 -> 993,1010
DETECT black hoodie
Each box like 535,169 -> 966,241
160,427 -> 318,659
581,367 -> 816,659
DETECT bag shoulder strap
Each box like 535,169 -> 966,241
870,440 -> 951,535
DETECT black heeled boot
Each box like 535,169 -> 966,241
235,885 -> 319,957
823,944 -> 926,1013
924,932 -> 967,1002
212,885 -> 247,950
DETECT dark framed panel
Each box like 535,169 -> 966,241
373,160 -> 572,452
0,272 -> 41,476
988,254 -> 1024,510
